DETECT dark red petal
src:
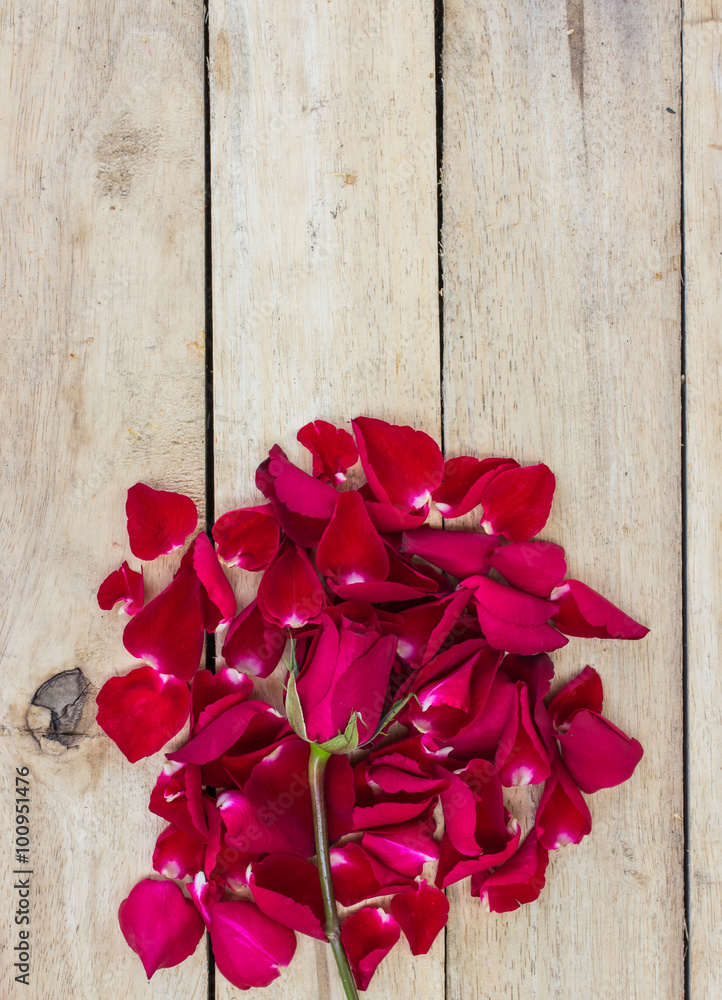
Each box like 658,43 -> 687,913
153,825 -> 205,879
191,667 -> 253,727
401,526 -> 499,578
118,878 -> 204,978
389,880 -> 449,955
480,464 -> 556,542
556,709 -> 644,793
188,873 -> 224,928
212,504 -> 280,571
97,561 -> 144,615
96,667 -> 190,763
210,899 -> 296,990
169,700 -> 284,767
341,907 -> 401,992
316,490 -> 389,585
149,763 -> 208,841
183,532 -> 237,632
222,600 -> 288,678
495,682 -> 552,787
535,756 -> 592,849
241,739 -> 316,857
432,456 -> 517,518
352,416 -> 444,510
550,579 -> 650,639
257,449 -> 336,547
395,589 -> 473,668
435,820 -> 521,888
547,665 -> 604,728
249,855 -> 326,940
123,567 -> 204,680
487,541 -> 567,598
329,842 -> 411,906
257,542 -> 326,628
470,831 -> 549,912
126,483 -> 197,561
469,576 -> 567,655
440,759 -> 508,857
297,419 -> 359,483
331,545 -> 439,603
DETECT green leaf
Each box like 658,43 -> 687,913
363,692 -> 418,745
286,639 -> 300,679
284,669 -> 308,741
317,713 -> 361,755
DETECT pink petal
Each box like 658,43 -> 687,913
126,483 -> 197,561
97,561 -> 144,615
316,489 -> 390,585
361,814 -> 439,878
401,526 -> 499,578
389,880 -> 449,955
210,899 -> 296,990
556,709 -> 644,793
550,580 -> 650,639
182,533 -> 237,632
123,567 -> 204,680
470,576 -> 567,655
297,419 -> 359,483
487,541 -> 567,598
470,831 -> 549,912
152,825 -> 205,880
257,542 -> 326,628
352,416 -> 444,511
479,464 -> 556,542
494,681 -> 552,787
432,456 -> 517,518
191,667 -> 254,727
535,756 -> 592,849
256,445 -> 338,547
341,907 -> 401,991
96,667 -> 190,763
249,856 -> 326,940
188,873 -> 224,929
222,600 -> 288,678
119,878 -> 204,978
212,504 -> 279,571
547,665 -> 604,727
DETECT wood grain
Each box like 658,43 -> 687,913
0,1 -> 206,996
684,3 -> 722,996
441,2 -> 684,998
208,0 -> 441,996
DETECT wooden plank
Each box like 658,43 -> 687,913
684,4 -> 722,996
209,1 -> 441,997
441,2 -> 684,998
0,2 -> 207,996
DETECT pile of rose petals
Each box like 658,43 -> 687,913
97,417 -> 647,992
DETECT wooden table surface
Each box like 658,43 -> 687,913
2,1 -> 719,997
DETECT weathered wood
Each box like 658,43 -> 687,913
209,1 -> 441,996
684,4 -> 722,996
441,2 -> 684,998
0,1 -> 206,996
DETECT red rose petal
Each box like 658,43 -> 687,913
550,579 -> 650,639
183,532 -> 237,632
535,756 -> 592,849
257,542 -> 326,628
353,416 -> 444,511
316,489 -> 389,585
547,665 -> 604,728
222,600 -> 288,678
212,503 -> 280,571
249,855 -> 326,940
119,878 -> 205,978
401,526 -> 499,578
341,907 -> 401,991
96,666 -> 190,763
556,709 -> 644,793
152,825 -> 205,880
123,567 -> 204,680
126,483 -> 197,561
297,419 -> 359,483
487,541 -> 567,598
432,456 -> 517,518
210,899 -> 296,991
191,667 -> 254,728
480,464 -> 556,542
97,561 -> 144,615
389,880 -> 449,955
494,681 -> 552,787
470,576 -> 568,656
470,831 -> 549,912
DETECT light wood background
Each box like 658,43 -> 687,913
2,0 -> 717,997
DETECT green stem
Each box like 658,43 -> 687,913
308,744 -> 360,1000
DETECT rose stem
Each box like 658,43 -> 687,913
308,743 -> 360,1000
